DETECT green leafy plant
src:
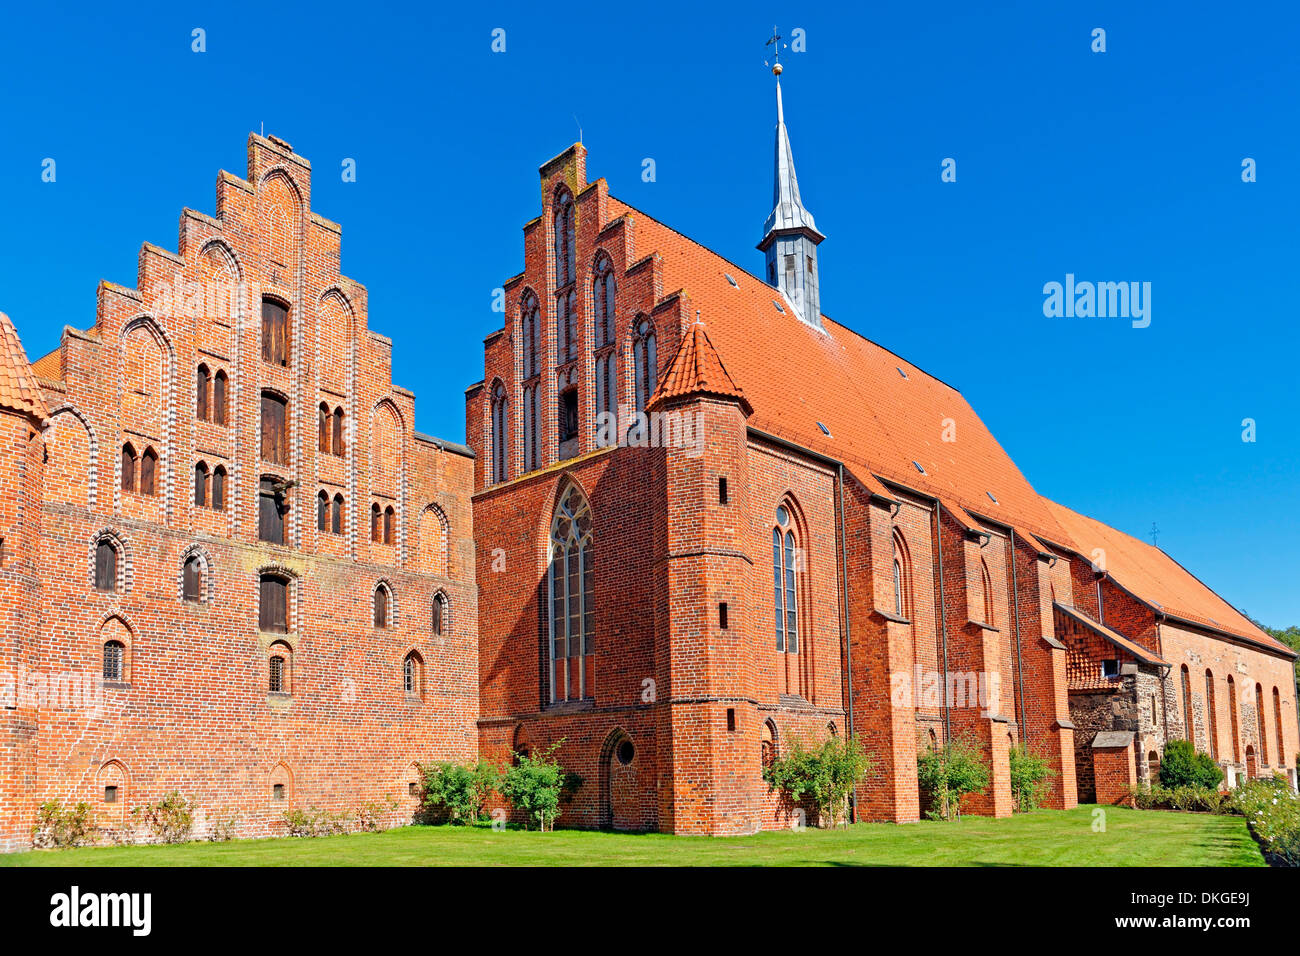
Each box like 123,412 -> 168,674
419,760 -> 500,825
499,741 -> 566,831
762,734 -> 872,828
283,806 -> 351,837
131,790 -> 194,844
207,809 -> 239,842
1158,740 -> 1224,790
31,800 -> 95,848
916,735 -> 990,820
1008,743 -> 1055,813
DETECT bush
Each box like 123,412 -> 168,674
1158,739 -> 1224,790
1008,744 -> 1055,813
207,809 -> 238,842
1229,775 -> 1300,866
762,734 -> 872,828
917,735 -> 990,820
283,806 -> 351,837
419,761 -> 500,825
131,790 -> 194,844
32,800 -> 94,848
1127,782 -> 1228,814
499,742 -> 566,831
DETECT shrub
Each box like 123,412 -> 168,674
1008,743 -> 1055,813
131,790 -> 194,844
356,795 -> 400,832
419,760 -> 500,825
1158,740 -> 1224,790
31,800 -> 95,848
1229,775 -> 1300,866
283,806 -> 351,837
917,735 -> 990,821
499,742 -> 566,831
207,809 -> 239,842
762,734 -> 873,828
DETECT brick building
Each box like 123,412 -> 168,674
0,73 -> 1295,848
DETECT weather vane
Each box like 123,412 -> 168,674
1150,522 -> 1160,547
764,27 -> 786,76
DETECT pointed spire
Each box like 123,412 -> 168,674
758,56 -> 825,329
0,312 -> 48,424
647,317 -> 752,416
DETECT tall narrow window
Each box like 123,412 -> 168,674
259,573 -> 289,633
979,559 -> 994,626
331,407 -> 344,456
491,382 -> 508,484
95,539 -> 118,592
261,299 -> 289,367
371,503 -> 382,543
553,188 -> 575,287
593,254 -> 616,347
893,558 -> 904,617
1274,688 -> 1286,767
212,371 -> 227,425
557,289 -> 578,363
594,352 -> 617,424
373,584 -> 390,628
211,466 -> 226,512
268,642 -> 292,694
559,389 -> 578,445
1227,674 -> 1241,763
121,443 -> 137,492
331,494 -> 343,534
317,491 -> 329,531
548,484 -> 594,703
258,477 -> 287,544
1181,665 -> 1194,747
103,641 -> 125,682
433,592 -> 447,637
194,462 -> 209,507
523,385 -> 540,472
521,292 -> 540,379
182,555 -> 203,603
633,318 -> 657,413
317,403 -> 330,453
196,364 -> 210,421
1204,670 -> 1218,760
139,447 -> 158,496
1257,683 -> 1269,765
772,505 -> 798,653
260,392 -> 288,464
403,652 -> 422,696
383,506 -> 395,545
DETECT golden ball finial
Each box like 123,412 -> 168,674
772,62 -> 783,76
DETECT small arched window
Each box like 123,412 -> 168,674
211,466 -> 226,511
259,572 -> 290,634
772,505 -> 798,654
557,288 -> 578,363
95,539 -> 118,592
182,554 -> 203,603
332,407 -> 345,456
194,461 -> 209,507
979,558 -> 994,626
121,443 -> 137,492
633,318 -> 657,413
318,403 -> 330,453
892,531 -> 911,620
893,558 -> 904,616
103,640 -> 125,682
553,188 -> 575,287
404,651 -> 423,697
433,592 -> 448,636
491,382 -> 508,484
268,641 -> 292,694
139,447 -> 158,496
374,583 -> 390,628
370,503 -> 382,543
593,254 -> 616,348
761,720 -> 776,771
521,292 -> 540,379
317,491 -> 330,532
212,370 -> 227,425
331,494 -> 344,534
383,506 -> 395,545
196,364 -> 210,421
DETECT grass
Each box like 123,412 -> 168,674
1,805 -> 1265,867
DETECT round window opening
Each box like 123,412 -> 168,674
616,740 -> 635,766
776,505 -> 790,527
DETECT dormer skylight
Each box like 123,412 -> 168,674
913,461 -> 926,474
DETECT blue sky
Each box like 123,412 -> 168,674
0,1 -> 1297,624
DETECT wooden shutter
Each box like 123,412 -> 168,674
213,372 -> 227,425
371,505 -> 381,542
183,557 -> 201,602
196,366 -> 209,421
332,409 -> 344,456
384,508 -> 395,545
331,496 -> 342,534
259,478 -> 285,544
374,588 -> 387,627
317,493 -> 328,531
261,394 -> 287,464
260,575 -> 287,633
140,450 -> 156,496
121,446 -> 135,492
95,541 -> 116,591
262,300 -> 289,366
432,595 -> 443,636
211,469 -> 225,511
318,405 -> 329,453
194,465 -> 206,506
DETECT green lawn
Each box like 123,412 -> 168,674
1,806 -> 1263,867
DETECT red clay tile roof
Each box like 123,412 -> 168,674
30,346 -> 61,382
648,320 -> 753,415
0,312 -> 48,422
1055,601 -> 1169,667
1046,500 -> 1293,657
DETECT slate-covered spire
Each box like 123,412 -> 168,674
758,61 -> 825,329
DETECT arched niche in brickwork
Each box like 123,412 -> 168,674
44,406 -> 96,509
259,171 -> 301,277
95,759 -> 130,824
317,289 -> 354,393
98,615 -> 133,685
598,727 -> 639,831
370,399 -> 404,500
402,761 -> 422,810
268,762 -> 294,806
121,319 -> 170,437
761,719 -> 778,771
511,724 -> 530,762
416,503 -> 449,577
195,240 -> 241,354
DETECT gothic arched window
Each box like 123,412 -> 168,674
548,483 -> 594,703
522,292 -> 540,380
557,288 -> 577,363
772,505 -> 798,654
553,188 -> 575,287
523,384 -> 540,473
633,318 -> 657,413
491,381 -> 508,484
593,254 -> 616,347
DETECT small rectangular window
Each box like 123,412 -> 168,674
104,786 -> 117,804
273,783 -> 285,801
408,782 -> 418,797
726,708 -> 736,732
718,476 -> 728,504
260,574 -> 289,633
1102,659 -> 1119,678
719,602 -> 729,629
